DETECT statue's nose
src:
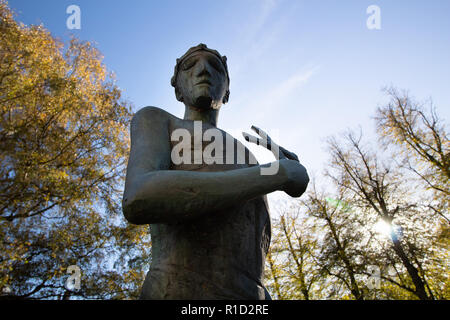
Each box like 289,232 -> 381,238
195,60 -> 212,78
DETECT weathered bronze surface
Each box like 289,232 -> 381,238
122,44 -> 309,299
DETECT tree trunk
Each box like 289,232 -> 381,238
391,236 -> 432,300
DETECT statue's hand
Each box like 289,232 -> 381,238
279,159 -> 309,197
242,125 -> 308,197
242,125 -> 299,161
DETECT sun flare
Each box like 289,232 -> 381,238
374,220 -> 392,237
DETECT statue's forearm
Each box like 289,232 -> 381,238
122,162 -> 286,224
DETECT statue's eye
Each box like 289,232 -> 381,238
209,57 -> 224,74
182,58 -> 196,71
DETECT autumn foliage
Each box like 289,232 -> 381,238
0,1 -> 149,299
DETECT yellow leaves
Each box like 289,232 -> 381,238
0,1 -> 141,299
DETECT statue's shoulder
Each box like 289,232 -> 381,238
132,106 -> 177,125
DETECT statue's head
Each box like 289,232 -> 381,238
171,44 -> 230,110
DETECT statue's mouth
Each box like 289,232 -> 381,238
196,79 -> 212,86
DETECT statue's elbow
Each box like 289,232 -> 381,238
122,197 -> 139,225
122,194 -> 164,225
122,194 -> 148,225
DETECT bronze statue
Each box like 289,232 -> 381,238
122,44 -> 309,299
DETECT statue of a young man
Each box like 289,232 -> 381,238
122,44 -> 309,299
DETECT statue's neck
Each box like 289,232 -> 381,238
184,106 -> 219,127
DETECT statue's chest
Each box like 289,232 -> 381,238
168,121 -> 258,172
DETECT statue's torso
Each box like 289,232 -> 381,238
140,115 -> 271,299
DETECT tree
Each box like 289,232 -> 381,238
265,204 -> 322,300
375,87 -> 449,223
265,87 -> 448,300
301,184 -> 367,300
326,130 -> 437,300
0,1 -> 149,299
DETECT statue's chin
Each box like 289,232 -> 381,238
194,96 -> 213,110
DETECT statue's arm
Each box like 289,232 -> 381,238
122,107 -> 308,225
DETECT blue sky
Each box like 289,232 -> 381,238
8,0 -> 450,202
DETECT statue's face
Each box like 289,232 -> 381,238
176,51 -> 229,110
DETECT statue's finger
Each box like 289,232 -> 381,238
250,125 -> 270,141
248,126 -> 300,161
279,146 -> 299,162
243,131 -> 275,152
274,148 -> 287,160
242,132 -> 263,146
